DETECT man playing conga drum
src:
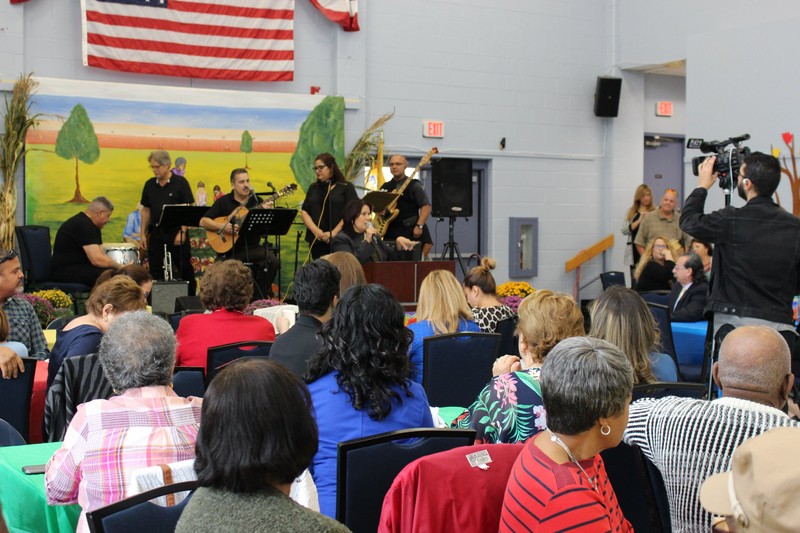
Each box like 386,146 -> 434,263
51,196 -> 121,286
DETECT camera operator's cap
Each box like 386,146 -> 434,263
699,426 -> 800,532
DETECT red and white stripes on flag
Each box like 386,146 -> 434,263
80,0 -> 295,82
308,0 -> 358,31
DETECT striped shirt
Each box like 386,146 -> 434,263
624,396 -> 800,532
500,437 -> 632,533
45,386 -> 202,533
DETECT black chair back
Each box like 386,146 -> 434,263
206,341 -> 272,382
0,357 -> 37,442
336,428 -> 476,533
46,315 -> 72,330
601,441 -> 670,533
632,381 -> 708,401
172,367 -> 206,398
15,225 -> 53,284
86,480 -> 198,533
646,302 -> 681,377
15,225 -> 92,298
0,417 -> 26,446
422,332 -> 500,407
600,271 -> 626,290
494,316 -> 519,356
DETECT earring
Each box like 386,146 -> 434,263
600,424 -> 611,436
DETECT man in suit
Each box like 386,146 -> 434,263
668,252 -> 708,322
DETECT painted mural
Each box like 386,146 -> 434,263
24,78 -> 345,290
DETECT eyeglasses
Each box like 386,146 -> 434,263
653,244 -> 667,249
313,165 -> 327,171
0,250 -> 17,265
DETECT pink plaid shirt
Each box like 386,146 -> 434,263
45,386 -> 202,533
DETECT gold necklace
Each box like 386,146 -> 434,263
546,429 -> 599,493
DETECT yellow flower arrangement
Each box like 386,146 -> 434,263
496,281 -> 535,298
32,289 -> 73,310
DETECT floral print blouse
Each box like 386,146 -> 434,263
451,367 -> 547,444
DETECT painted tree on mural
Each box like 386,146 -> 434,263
289,96 -> 345,192
771,132 -> 800,215
240,130 -> 253,168
55,104 -> 100,203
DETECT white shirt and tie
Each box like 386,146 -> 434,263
674,281 -> 693,311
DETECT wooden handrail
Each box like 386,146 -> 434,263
565,234 -> 614,272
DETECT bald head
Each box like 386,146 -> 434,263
388,154 -> 408,179
715,326 -> 792,408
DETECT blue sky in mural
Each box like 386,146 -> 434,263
31,94 -> 309,131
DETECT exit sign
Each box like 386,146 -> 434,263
656,101 -> 673,117
423,120 -> 445,138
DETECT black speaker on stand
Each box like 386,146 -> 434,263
431,158 -> 473,276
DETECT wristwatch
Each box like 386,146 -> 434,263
416,224 -> 424,229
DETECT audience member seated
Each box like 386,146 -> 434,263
0,248 -> 48,378
176,359 -> 348,533
93,264 -> 154,305
331,198 -> 415,264
700,426 -> 800,533
305,284 -> 434,518
45,312 -> 203,533
590,285 -> 677,382
692,239 -> 713,277
668,252 -> 709,322
408,270 -> 480,383
175,259 -> 275,371
320,251 -> 367,298
452,290 -> 584,443
47,277 -> 145,388
270,260 -> 340,378
634,236 -> 680,293
462,256 -> 515,332
499,337 -> 634,532
624,326 -> 800,532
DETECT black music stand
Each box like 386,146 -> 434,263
239,208 -> 298,298
158,205 -> 207,280
362,191 -> 398,213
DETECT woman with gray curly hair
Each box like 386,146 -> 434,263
500,337 -> 634,533
45,312 -> 203,533
175,259 -> 275,370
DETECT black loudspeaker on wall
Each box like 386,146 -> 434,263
432,158 -> 473,218
594,76 -> 622,118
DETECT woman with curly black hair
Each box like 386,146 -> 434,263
305,284 -> 434,518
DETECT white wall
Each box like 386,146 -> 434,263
2,0 -> 629,296
644,75 -> 685,136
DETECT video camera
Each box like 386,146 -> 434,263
687,134 -> 751,190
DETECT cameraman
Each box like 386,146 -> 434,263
680,152 -> 800,336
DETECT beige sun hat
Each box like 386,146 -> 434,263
699,426 -> 800,532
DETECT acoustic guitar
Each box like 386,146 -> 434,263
373,147 -> 438,237
206,183 -> 297,253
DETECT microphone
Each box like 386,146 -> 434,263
365,221 -> 380,246
266,181 -> 276,192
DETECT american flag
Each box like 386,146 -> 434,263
80,0 -> 295,82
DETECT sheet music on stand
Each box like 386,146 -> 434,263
240,208 -> 298,238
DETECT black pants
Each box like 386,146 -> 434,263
147,229 -> 196,296
222,244 -> 280,299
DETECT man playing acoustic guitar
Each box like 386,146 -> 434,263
380,155 -> 434,260
200,168 -> 280,298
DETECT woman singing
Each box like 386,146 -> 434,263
331,199 -> 415,264
300,153 -> 358,259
